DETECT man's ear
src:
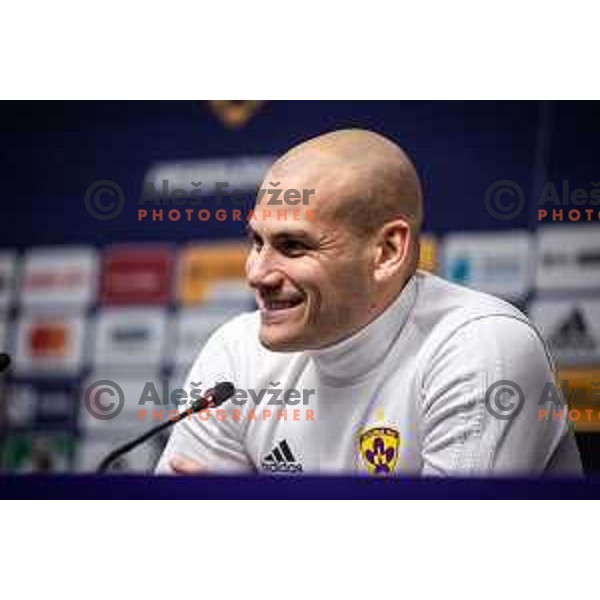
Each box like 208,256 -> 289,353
372,220 -> 412,283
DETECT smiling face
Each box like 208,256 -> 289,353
245,129 -> 423,352
246,173 -> 378,351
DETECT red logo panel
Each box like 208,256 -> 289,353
101,245 -> 173,304
29,323 -> 68,358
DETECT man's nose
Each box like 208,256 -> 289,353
246,249 -> 284,289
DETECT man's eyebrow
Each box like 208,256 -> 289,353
271,229 -> 316,243
245,224 -> 315,241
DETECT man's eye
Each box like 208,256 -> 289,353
281,240 -> 309,255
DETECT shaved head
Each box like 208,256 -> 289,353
248,128 -> 424,351
267,129 -> 423,240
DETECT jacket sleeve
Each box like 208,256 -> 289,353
155,320 -> 254,474
419,315 -> 583,476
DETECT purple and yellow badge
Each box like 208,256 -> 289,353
358,426 -> 400,475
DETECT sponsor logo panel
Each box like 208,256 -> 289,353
101,245 -> 173,304
442,231 -> 534,300
93,308 -> 168,369
529,299 -> 600,365
177,243 -> 249,305
536,224 -> 600,291
79,374 -> 164,437
0,383 -> 38,429
418,234 -> 438,273
1,432 -> 75,474
1,381 -> 79,430
20,247 -> 98,308
14,312 -> 87,376
556,368 -> 600,431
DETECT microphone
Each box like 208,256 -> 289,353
97,381 -> 235,473
0,353 -> 11,373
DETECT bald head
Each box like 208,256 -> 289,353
266,129 -> 423,239
249,130 -> 424,351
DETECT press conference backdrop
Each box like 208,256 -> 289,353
0,101 -> 599,474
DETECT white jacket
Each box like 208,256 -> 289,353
156,271 -> 582,476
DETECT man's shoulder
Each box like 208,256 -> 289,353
413,271 -> 545,355
415,270 -> 527,325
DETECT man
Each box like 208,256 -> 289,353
156,129 -> 582,476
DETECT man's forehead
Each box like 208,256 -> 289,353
259,164 -> 358,219
247,217 -> 320,239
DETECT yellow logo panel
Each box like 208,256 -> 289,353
178,243 -> 249,305
207,101 -> 265,129
358,426 -> 400,475
418,234 -> 438,273
556,368 -> 600,431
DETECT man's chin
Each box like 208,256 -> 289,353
258,326 -> 311,353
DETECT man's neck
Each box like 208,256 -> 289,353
308,272 -> 418,386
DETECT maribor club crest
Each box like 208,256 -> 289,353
358,426 -> 400,475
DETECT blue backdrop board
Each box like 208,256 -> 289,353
1,101 -> 599,488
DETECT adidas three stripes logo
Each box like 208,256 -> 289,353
261,439 -> 303,473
